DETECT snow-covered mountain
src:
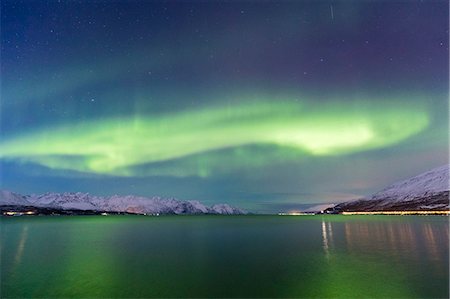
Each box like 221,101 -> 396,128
331,165 -> 449,212
210,204 -> 245,215
0,190 -> 246,215
0,190 -> 31,206
371,165 -> 448,202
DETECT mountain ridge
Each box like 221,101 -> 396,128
0,190 -> 246,215
329,165 -> 449,212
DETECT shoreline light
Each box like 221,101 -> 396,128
341,211 -> 449,215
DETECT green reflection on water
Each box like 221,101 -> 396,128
1,215 -> 448,298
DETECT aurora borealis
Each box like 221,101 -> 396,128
1,1 -> 448,212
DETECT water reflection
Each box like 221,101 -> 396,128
321,220 -> 333,259
420,221 -> 449,274
341,218 -> 448,264
422,222 -> 440,261
2,216 -> 448,298
318,217 -> 449,298
13,224 -> 28,268
319,217 -> 449,265
8,224 -> 29,283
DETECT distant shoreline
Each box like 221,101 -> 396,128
2,206 -> 448,217
0,205 -> 251,217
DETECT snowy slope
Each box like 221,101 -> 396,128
0,190 -> 31,206
303,203 -> 335,213
371,165 -> 449,202
27,192 -> 102,210
331,165 -> 449,212
0,190 -> 246,215
210,203 -> 246,215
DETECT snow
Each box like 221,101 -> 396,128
327,165 -> 449,212
210,203 -> 245,215
0,190 -> 246,215
0,190 -> 30,206
371,165 -> 449,201
420,204 -> 449,209
303,203 -> 335,212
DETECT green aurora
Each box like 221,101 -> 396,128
1,98 -> 429,177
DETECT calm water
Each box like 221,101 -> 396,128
1,215 -> 448,298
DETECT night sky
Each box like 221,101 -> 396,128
1,1 -> 448,212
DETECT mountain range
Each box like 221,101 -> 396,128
2,165 -> 448,215
329,165 -> 449,212
0,190 -> 246,215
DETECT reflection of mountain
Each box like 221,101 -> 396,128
331,165 -> 449,212
0,190 -> 246,215
342,220 -> 449,267
316,218 -> 449,298
320,219 -> 449,268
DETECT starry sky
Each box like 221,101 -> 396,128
1,1 -> 448,212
